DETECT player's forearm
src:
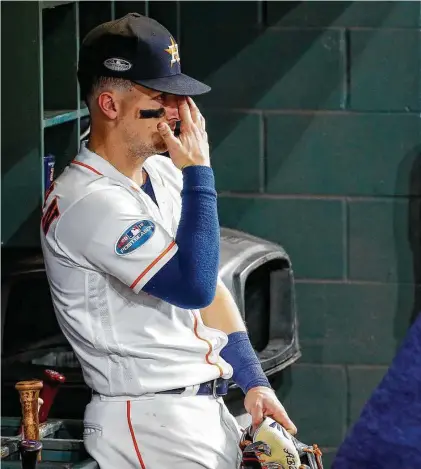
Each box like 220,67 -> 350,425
142,165 -> 219,308
175,165 -> 219,306
200,277 -> 246,334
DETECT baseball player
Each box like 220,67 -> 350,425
40,13 -> 296,469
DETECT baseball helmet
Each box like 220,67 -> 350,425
240,417 -> 324,469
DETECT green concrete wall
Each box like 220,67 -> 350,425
1,2 -> 419,465
178,2 -> 421,465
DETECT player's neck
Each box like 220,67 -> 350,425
87,132 -> 147,184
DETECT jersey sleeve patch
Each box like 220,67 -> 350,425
115,220 -> 155,256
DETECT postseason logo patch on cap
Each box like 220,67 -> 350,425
103,57 -> 133,72
115,220 -> 155,255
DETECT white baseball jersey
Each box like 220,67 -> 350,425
40,142 -> 233,396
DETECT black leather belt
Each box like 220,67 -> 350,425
92,378 -> 229,398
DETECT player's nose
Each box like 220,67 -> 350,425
164,94 -> 180,120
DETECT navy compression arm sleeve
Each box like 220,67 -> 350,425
142,165 -> 220,309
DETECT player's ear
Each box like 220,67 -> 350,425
97,91 -> 118,119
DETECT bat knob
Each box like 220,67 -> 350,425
44,369 -> 66,384
15,380 -> 43,393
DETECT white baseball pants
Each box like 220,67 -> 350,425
83,391 -> 243,469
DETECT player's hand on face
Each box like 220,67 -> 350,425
157,97 -> 210,170
244,386 -> 297,435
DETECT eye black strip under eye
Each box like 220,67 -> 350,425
139,108 -> 165,118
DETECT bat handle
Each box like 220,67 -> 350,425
19,440 -> 42,469
18,399 -> 43,437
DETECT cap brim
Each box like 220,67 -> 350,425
132,73 -> 211,96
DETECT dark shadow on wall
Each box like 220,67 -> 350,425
394,146 -> 421,349
204,4 -> 399,237
179,1 -> 353,148
178,1 -> 398,153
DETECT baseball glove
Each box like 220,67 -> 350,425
240,417 -> 323,469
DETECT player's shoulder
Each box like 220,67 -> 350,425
43,165 -> 141,237
53,164 -> 128,203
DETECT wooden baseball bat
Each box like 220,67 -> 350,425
15,380 -> 43,461
18,398 -> 43,437
19,440 -> 42,469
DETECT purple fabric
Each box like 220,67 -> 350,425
332,312 -> 421,469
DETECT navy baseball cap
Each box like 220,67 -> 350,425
78,12 -> 210,96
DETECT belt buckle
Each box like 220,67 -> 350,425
212,379 -> 219,398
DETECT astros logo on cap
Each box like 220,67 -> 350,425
165,37 -> 180,66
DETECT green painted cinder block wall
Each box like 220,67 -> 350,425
2,2 -> 418,466
178,1 -> 421,465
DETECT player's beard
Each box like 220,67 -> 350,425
126,130 -> 166,159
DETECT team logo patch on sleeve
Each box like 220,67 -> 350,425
115,220 -> 155,255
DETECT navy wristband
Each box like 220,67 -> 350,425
220,331 -> 271,394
